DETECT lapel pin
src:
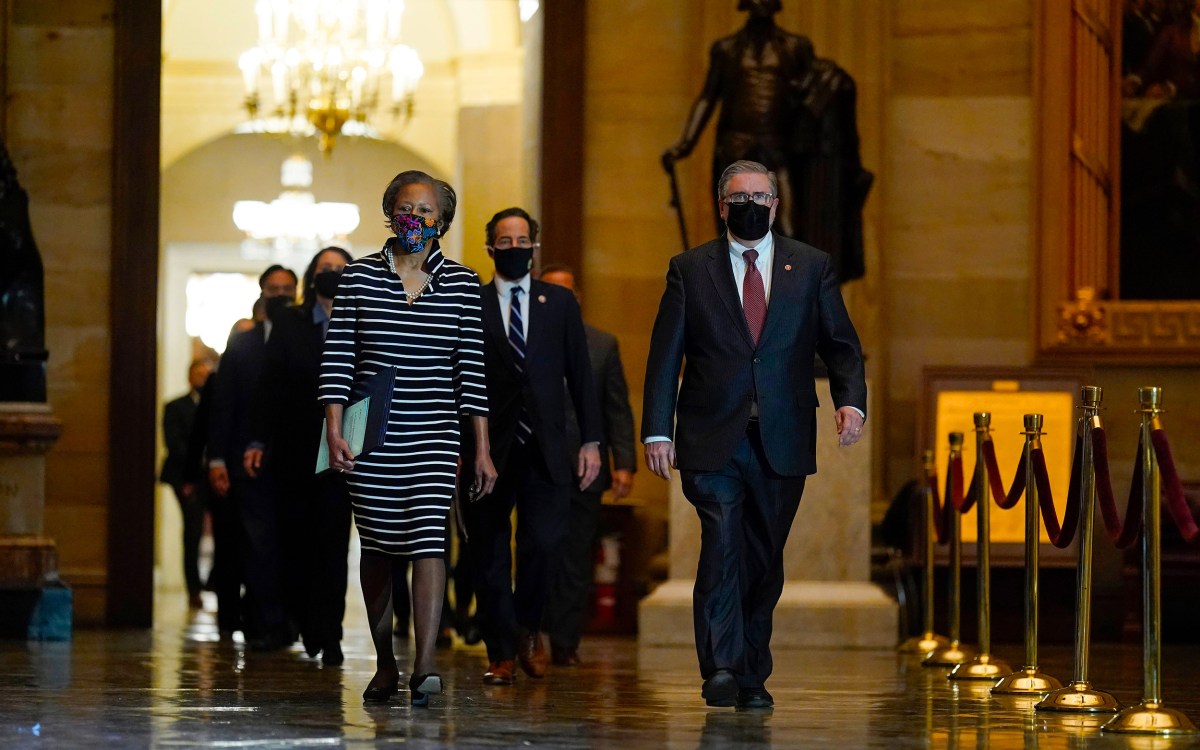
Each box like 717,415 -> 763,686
538,294 -> 547,303
784,264 -> 792,271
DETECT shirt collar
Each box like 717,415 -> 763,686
312,302 -> 330,327
727,231 -> 774,260
494,272 -> 531,298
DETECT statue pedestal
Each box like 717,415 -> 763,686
638,379 -> 896,649
0,403 -> 69,639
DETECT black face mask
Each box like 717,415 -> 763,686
492,247 -> 534,280
724,201 -> 772,242
263,294 -> 291,319
313,269 -> 342,299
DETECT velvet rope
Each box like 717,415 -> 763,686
981,439 -> 1026,509
1091,427 -> 1143,549
1029,440 -> 1082,548
1150,429 -> 1200,543
951,453 -> 973,514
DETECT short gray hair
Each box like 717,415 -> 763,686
717,160 -> 778,199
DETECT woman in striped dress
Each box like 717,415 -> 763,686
320,171 -> 497,705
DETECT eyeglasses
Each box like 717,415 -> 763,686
491,239 -> 540,251
723,192 -> 775,206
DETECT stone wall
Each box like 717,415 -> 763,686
3,0 -> 115,624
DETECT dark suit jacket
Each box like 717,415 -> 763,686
465,279 -> 601,486
642,233 -> 866,476
249,303 -> 327,483
160,391 -> 198,488
564,324 -> 637,493
208,323 -> 267,468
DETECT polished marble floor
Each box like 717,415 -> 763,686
4,594 -> 1200,749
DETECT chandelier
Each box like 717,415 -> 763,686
232,155 -> 360,255
238,0 -> 425,155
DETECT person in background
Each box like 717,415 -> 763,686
208,264 -> 298,651
160,358 -> 213,609
538,264 -> 637,666
460,208 -> 601,687
244,246 -> 353,665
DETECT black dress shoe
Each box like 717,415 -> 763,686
737,687 -> 774,709
701,669 -> 739,707
409,672 -> 442,707
462,618 -> 483,646
303,639 -> 321,658
321,643 -> 344,666
363,674 -> 400,703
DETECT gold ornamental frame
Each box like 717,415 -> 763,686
1034,0 -> 1200,363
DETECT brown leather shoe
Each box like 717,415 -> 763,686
551,646 -> 580,666
483,660 -> 517,685
517,630 -> 549,678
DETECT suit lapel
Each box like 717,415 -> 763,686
758,235 -> 799,348
705,241 -> 755,348
525,280 -> 549,361
481,283 -> 518,373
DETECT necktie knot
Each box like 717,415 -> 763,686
743,248 -> 759,266
512,286 -> 524,298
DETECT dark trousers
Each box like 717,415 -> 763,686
681,422 -> 805,689
233,467 -> 289,640
544,487 -> 603,652
208,484 -> 244,633
464,438 -> 571,662
170,482 -> 207,596
296,472 -> 351,646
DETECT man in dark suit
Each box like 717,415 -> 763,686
539,264 -> 637,666
160,358 -> 213,608
207,264 -> 297,650
462,207 -> 602,686
643,160 -> 866,709
244,247 -> 353,665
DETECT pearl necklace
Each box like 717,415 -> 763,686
385,248 -> 432,305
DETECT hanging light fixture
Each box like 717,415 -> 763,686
238,0 -> 425,155
233,155 -> 360,255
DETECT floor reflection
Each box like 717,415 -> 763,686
4,595 -> 1200,748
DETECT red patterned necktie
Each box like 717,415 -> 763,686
742,248 -> 766,345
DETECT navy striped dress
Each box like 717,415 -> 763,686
318,244 -> 488,558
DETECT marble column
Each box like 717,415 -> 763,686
638,379 -> 897,648
0,403 -> 62,589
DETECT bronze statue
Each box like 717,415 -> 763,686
0,143 -> 48,401
662,0 -> 872,282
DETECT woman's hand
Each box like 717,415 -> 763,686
472,450 -> 498,500
327,432 -> 355,472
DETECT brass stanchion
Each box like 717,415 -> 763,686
899,449 -> 951,655
992,413 -> 1062,695
950,412 -> 1011,681
924,433 -> 974,667
1038,386 -> 1119,713
1102,387 -> 1198,735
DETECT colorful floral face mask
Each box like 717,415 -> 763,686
391,213 -> 441,254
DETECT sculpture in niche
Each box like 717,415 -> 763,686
0,142 -> 48,401
1119,0 -> 1200,300
661,0 -> 873,283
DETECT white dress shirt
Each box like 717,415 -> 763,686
494,273 -> 531,339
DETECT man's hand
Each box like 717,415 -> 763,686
611,469 -> 634,500
645,441 -> 677,480
208,465 -> 230,497
243,447 -> 264,478
472,450 -> 498,501
577,443 -> 601,491
834,407 -> 865,448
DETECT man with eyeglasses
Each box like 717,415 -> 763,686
460,207 -> 601,687
642,160 -> 867,709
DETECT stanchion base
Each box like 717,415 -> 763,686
949,654 -> 1011,681
1036,681 -> 1120,713
898,632 -> 950,655
922,641 -> 974,668
991,666 -> 1063,695
1102,702 -> 1199,734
